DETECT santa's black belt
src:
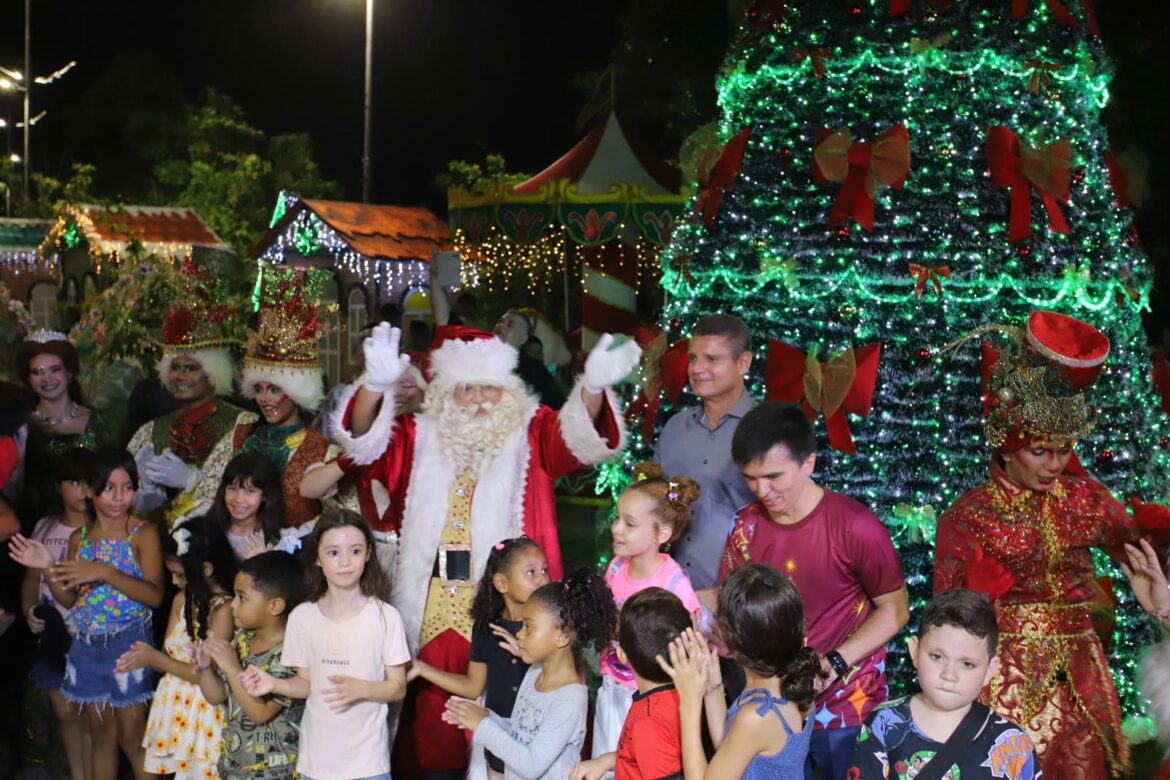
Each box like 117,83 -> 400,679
432,547 -> 472,583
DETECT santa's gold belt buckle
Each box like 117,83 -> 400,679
432,545 -> 472,584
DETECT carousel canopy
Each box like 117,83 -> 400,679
513,112 -> 681,196
449,111 -> 687,256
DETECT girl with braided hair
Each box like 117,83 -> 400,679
443,567 -> 616,780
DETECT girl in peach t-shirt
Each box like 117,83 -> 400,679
242,508 -> 409,780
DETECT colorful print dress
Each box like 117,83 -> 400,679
142,598 -> 228,779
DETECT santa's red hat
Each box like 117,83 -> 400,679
426,325 -> 519,390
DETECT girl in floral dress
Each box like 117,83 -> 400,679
118,515 -> 237,778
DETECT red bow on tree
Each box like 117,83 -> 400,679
792,48 -> 830,79
813,124 -> 911,232
764,340 -> 881,455
986,126 -> 1071,243
626,328 -> 689,440
908,263 -> 951,298
695,127 -> 752,227
1025,60 -> 1059,93
1105,149 -> 1148,209
889,0 -> 954,16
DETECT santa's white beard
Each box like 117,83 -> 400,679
424,389 -> 525,473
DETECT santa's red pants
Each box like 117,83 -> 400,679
393,629 -> 472,779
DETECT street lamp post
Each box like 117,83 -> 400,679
362,0 -> 373,204
23,0 -> 30,200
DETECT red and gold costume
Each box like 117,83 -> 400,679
934,310 -> 1168,779
934,461 -> 1137,778
186,264 -> 336,528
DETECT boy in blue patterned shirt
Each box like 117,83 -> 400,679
850,589 -> 1040,780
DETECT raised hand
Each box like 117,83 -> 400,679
583,333 -> 642,394
144,450 -> 197,490
489,622 -> 523,658
50,559 -> 110,589
323,674 -> 370,713
237,531 -> 269,560
24,604 -> 46,634
114,641 -> 160,674
657,628 -> 712,706
362,323 -> 411,393
201,631 -> 240,672
569,756 -> 612,780
1121,538 -> 1170,629
239,665 -> 278,697
8,534 -> 55,570
442,695 -> 488,730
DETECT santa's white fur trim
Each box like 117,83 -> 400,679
557,377 -> 627,465
329,375 -> 400,466
156,349 -> 234,397
428,336 -> 518,388
240,362 -> 325,412
1140,637 -> 1170,750
390,409 -> 533,654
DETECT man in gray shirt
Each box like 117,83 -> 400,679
653,314 -> 757,596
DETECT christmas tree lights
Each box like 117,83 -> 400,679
623,0 -> 1166,722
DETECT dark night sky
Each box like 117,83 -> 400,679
0,0 -> 631,211
2,2 -> 1167,219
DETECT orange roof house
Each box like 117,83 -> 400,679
41,204 -> 228,271
250,191 -> 451,385
31,205 -> 229,331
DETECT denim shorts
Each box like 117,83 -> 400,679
62,620 -> 155,708
32,660 -> 66,691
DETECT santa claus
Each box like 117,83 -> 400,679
331,322 -> 638,778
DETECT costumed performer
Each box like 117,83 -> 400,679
934,310 -> 1170,779
127,260 -> 250,526
186,264 -> 338,533
333,322 -> 639,779
18,330 -> 111,520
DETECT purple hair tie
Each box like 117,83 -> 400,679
667,480 -> 680,506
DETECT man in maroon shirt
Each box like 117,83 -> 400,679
717,402 -> 909,780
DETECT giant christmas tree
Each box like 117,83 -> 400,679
616,0 -> 1168,718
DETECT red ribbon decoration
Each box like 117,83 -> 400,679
764,340 -> 881,455
1011,0 -> 1078,27
626,329 -> 689,441
1105,150 -> 1127,208
791,48 -> 830,79
1152,349 -> 1170,417
1025,60 -> 1059,94
813,124 -> 911,232
889,0 -> 954,16
908,263 -> 951,298
986,126 -> 1071,243
695,127 -> 751,227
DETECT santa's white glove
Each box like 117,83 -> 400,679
583,334 -> 642,395
143,450 -> 198,491
362,323 -> 411,394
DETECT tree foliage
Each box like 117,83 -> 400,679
152,88 -> 341,254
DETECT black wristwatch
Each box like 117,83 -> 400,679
826,650 -> 849,677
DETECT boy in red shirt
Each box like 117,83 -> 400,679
571,587 -> 691,780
